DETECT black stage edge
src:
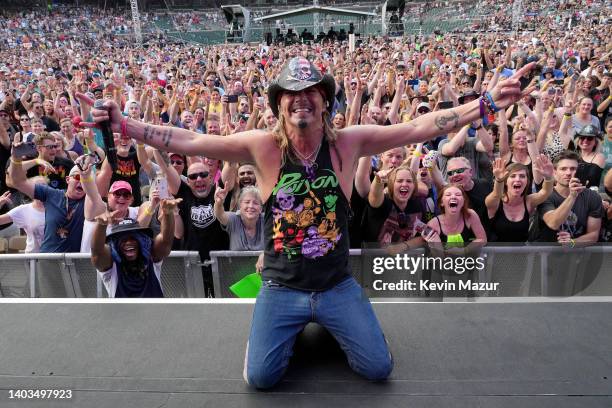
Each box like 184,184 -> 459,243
0,302 -> 611,407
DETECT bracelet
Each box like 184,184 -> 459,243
81,176 -> 94,183
11,158 -> 22,165
569,239 -> 576,248
483,91 -> 500,113
481,96 -> 494,116
144,206 -> 154,216
121,117 -> 128,139
543,176 -> 554,182
479,98 -> 490,126
413,151 -> 422,157
563,113 -> 572,117
494,178 -> 504,183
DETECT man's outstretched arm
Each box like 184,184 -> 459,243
81,93 -> 259,164
348,63 -> 535,158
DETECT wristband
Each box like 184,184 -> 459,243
569,239 -> 575,248
121,117 -> 128,139
144,206 -> 154,216
479,98 -> 490,126
81,176 -> 94,183
11,158 -> 22,165
484,91 -> 500,113
494,178 -> 504,183
543,176 -> 554,182
413,151 -> 422,157
563,113 -> 572,117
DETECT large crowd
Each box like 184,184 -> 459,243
0,1 -> 610,297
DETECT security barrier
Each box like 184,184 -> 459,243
210,246 -> 612,298
0,252 -> 204,298
0,246 -> 610,298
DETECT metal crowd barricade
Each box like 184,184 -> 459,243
0,246 -> 609,298
0,251 -> 206,298
210,245 -> 612,299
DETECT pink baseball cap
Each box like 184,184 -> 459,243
109,180 -> 132,193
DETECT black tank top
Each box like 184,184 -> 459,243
490,200 -> 530,242
435,216 -> 475,246
262,138 -> 350,291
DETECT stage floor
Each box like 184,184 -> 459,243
0,300 -> 611,407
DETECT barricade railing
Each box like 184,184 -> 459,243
0,246 -> 610,298
0,251 -> 204,298
210,246 -> 612,299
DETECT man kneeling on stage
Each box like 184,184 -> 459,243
91,199 -> 181,298
88,56 -> 533,386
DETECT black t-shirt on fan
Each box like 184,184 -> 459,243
177,181 -> 228,260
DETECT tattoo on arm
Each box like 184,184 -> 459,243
434,110 -> 459,131
143,125 -> 152,143
142,125 -> 173,147
161,128 -> 172,147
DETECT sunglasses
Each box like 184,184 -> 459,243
0,113 -> 8,117
71,174 -> 81,181
417,108 -> 430,113
187,171 -> 209,180
171,159 -> 184,165
42,144 -> 59,149
20,117 -> 30,121
578,136 -> 595,140
447,168 -> 469,177
112,190 -> 132,199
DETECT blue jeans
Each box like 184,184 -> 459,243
244,276 -> 393,389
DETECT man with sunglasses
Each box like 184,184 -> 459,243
445,156 -> 492,220
7,147 -> 85,252
175,161 -> 229,297
438,119 -> 494,183
26,133 -> 74,190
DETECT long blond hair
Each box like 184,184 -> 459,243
272,110 -> 342,169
